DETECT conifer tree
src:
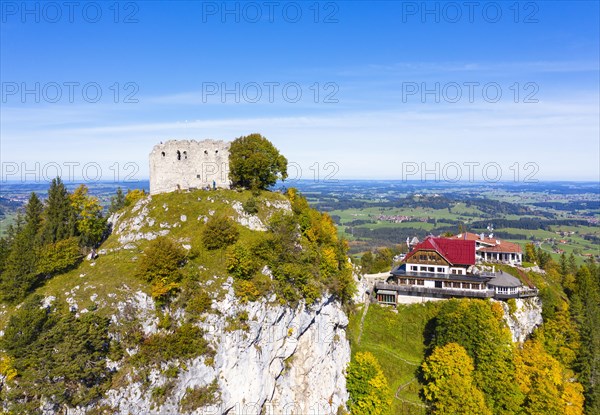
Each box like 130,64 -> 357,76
42,177 -> 74,244
109,187 -> 126,213
0,193 -> 44,303
571,265 -> 600,413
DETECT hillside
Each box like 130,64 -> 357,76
0,188 -> 355,414
346,254 -> 598,415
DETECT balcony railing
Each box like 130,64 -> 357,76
374,282 -> 539,300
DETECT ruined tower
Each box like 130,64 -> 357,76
149,139 -> 231,195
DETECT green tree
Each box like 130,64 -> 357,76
229,133 -> 288,190
136,237 -> 187,284
24,192 -> 44,237
347,351 -> 392,415
571,265 -> 600,413
360,251 -> 375,274
136,237 -> 187,303
524,242 -> 537,263
421,343 -> 492,415
242,196 -> 259,214
2,299 -> 112,410
70,184 -> 107,247
0,193 -> 44,303
42,177 -> 74,244
37,237 -> 82,276
202,215 -> 239,250
124,188 -> 146,206
109,187 -> 126,213
1,295 -> 49,359
226,243 -> 259,280
0,236 -> 10,275
429,299 -> 524,415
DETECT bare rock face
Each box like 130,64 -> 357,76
90,282 -> 350,415
496,297 -> 543,343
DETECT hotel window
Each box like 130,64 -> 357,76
427,267 -> 433,272
444,281 -> 452,288
408,279 -> 416,285
472,284 -> 480,290
411,266 -> 418,271
452,282 -> 461,288
417,279 -> 424,286
462,283 -> 471,289
437,267 -> 444,273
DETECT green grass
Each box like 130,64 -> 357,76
348,303 -> 442,414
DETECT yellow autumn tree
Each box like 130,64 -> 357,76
515,338 -> 584,415
421,343 -> 492,415
69,184 -> 106,246
346,352 -> 392,415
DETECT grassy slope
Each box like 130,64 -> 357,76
348,302 -> 441,415
0,189 -> 289,329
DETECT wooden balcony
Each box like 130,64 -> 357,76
374,282 -> 539,301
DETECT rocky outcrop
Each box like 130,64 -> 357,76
496,297 -> 543,343
93,280 -> 349,414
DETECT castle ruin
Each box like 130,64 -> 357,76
149,140 -> 231,195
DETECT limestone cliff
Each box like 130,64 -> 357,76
80,287 -> 349,415
495,297 -> 543,343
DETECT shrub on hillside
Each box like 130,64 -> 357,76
136,237 -> 187,303
37,237 -> 82,276
136,237 -> 187,283
202,215 -> 239,250
243,196 -> 259,214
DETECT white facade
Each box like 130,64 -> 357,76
149,139 -> 231,195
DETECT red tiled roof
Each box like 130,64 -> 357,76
404,237 -> 476,266
479,240 -> 522,253
450,232 -> 523,254
451,232 -> 495,245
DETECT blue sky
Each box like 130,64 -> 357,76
1,1 -> 599,183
